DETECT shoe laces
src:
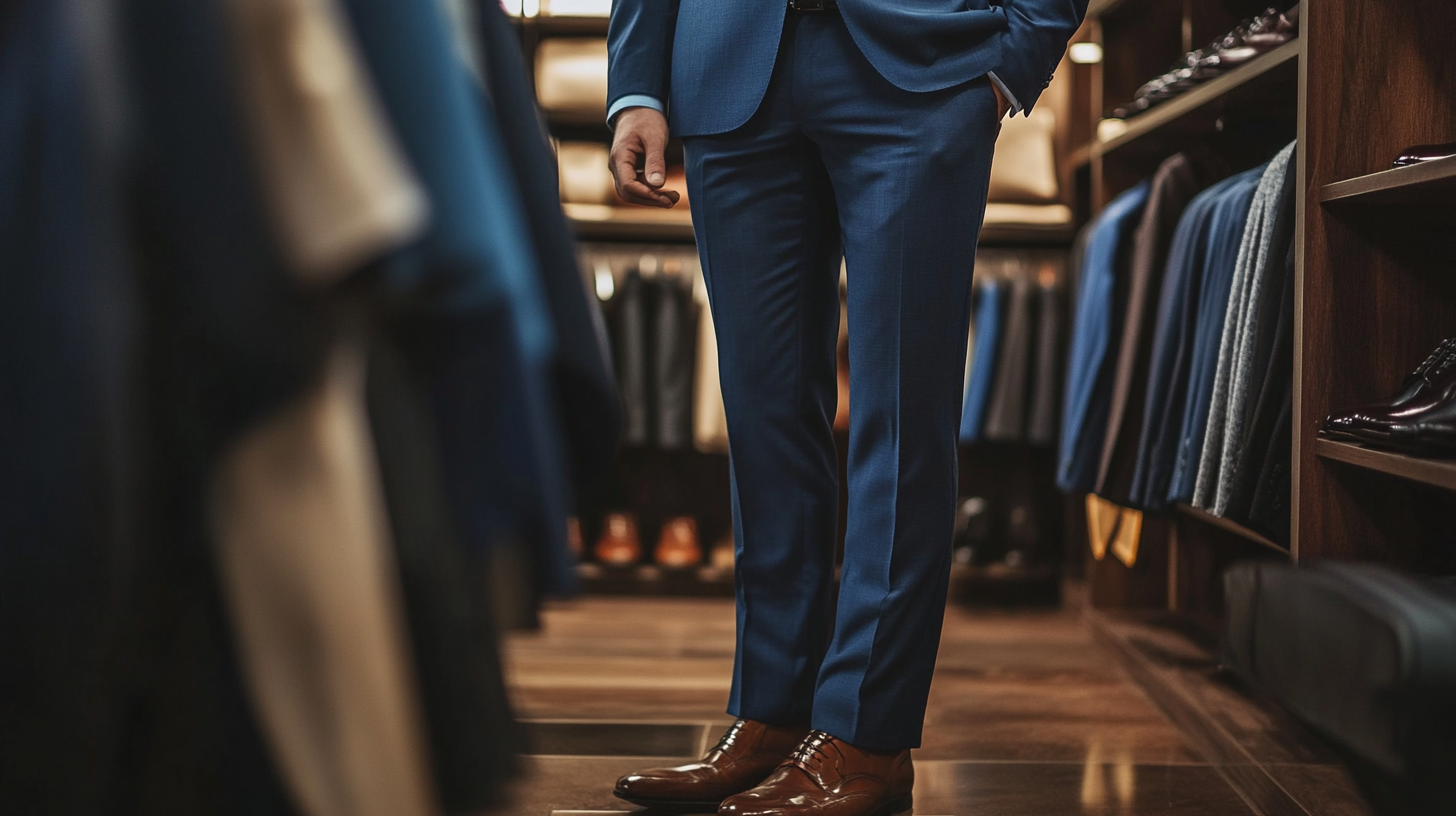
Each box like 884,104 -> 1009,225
1409,339 -> 1456,383
712,720 -> 749,753
789,730 -> 834,770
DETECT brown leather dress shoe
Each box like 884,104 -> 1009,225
655,516 -> 703,569
614,719 -> 810,811
719,731 -> 913,816
594,512 -> 642,566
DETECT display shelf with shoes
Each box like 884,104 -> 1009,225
1097,38 -> 1299,160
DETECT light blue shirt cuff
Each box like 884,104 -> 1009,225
608,94 -> 665,128
986,71 -> 1023,116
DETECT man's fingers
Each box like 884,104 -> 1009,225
618,177 -> 676,208
643,130 -> 668,188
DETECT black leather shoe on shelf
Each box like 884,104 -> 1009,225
1392,142 -> 1456,168
1386,418 -> 1456,456
1321,339 -> 1456,444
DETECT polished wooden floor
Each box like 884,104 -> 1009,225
500,595 -> 1360,816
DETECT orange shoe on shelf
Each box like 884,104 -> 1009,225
655,516 -> 703,569
594,512 -> 642,567
709,530 -> 735,571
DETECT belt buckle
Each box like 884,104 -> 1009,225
789,0 -> 835,12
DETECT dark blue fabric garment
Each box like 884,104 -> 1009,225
472,0 -> 621,494
1166,166 -> 1265,504
609,0 -> 1088,136
342,0 -> 576,596
683,13 -> 1000,749
1127,170 -> 1258,510
0,4 -> 135,810
1055,181 -> 1149,494
123,0 -> 328,810
959,280 -> 1004,444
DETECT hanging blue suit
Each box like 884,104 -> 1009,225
609,0 -> 1087,750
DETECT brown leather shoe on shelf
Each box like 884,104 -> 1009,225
719,731 -> 913,816
655,516 -> 703,569
593,512 -> 642,567
614,719 -> 810,811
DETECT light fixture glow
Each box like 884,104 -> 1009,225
522,0 -> 541,18
501,0 -> 523,15
1068,42 -> 1104,64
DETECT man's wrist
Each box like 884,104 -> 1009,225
608,94 -> 666,128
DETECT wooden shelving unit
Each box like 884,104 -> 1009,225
1315,438 -> 1456,493
1175,503 -> 1287,556
1320,155 -> 1456,206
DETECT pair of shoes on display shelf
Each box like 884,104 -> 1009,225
951,496 -> 1046,571
615,719 -> 913,816
1106,6 -> 1298,121
1321,338 -> 1456,456
585,512 -> 734,570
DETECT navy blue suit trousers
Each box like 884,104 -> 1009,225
684,13 -> 1000,750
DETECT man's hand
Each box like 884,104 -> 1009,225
610,107 -> 681,208
992,83 -> 1011,122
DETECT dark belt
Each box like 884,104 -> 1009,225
788,0 -> 837,12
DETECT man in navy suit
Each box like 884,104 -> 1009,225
607,1 -> 1086,812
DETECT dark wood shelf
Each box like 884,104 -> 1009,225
511,14 -> 610,36
566,203 -> 697,242
1174,503 -> 1288,556
1068,142 -> 1095,171
1097,38 -> 1300,160
575,562 -> 734,597
1316,437 -> 1456,492
1319,155 -> 1456,206
978,223 -> 1077,246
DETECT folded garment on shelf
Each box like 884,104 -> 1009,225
557,141 -> 616,204
989,106 -> 1059,204
535,37 -> 608,116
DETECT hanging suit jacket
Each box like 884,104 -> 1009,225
1056,182 -> 1148,493
608,0 -> 1089,137
1095,152 -> 1224,506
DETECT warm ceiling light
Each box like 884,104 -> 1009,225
1069,42 -> 1104,64
501,0 -> 523,15
522,0 -> 541,18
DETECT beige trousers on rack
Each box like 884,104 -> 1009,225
209,338 -> 439,816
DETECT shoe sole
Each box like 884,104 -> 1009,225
613,791 -> 723,811
612,792 -> 912,815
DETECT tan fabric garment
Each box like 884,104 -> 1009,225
988,107 -> 1060,205
557,141 -> 616,205
693,267 -> 729,454
222,0 -> 428,284
210,339 -> 439,816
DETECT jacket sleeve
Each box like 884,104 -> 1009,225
993,0 -> 1088,114
607,0 -> 681,113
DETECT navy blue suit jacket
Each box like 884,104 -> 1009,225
608,0 -> 1088,137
